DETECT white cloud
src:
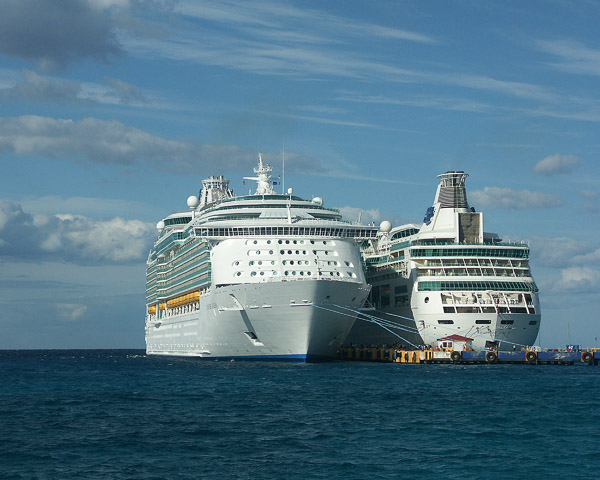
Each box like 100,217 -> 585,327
534,153 -> 583,176
469,187 -> 562,210
557,267 -> 600,292
0,199 -> 156,264
18,195 -> 150,220
573,248 -> 600,266
0,70 -> 149,106
0,115 -> 327,174
529,236 -> 593,267
580,189 -> 598,200
338,207 -> 382,226
56,303 -> 88,321
536,39 -> 600,76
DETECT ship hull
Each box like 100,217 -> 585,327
146,280 -> 370,361
344,308 -> 541,351
415,312 -> 541,351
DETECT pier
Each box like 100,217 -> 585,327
337,347 -> 599,365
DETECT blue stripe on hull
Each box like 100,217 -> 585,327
148,353 -> 336,363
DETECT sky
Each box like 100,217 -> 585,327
1,0 -> 599,349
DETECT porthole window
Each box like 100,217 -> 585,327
258,261 -> 262,265
300,271 -> 304,275
292,271 -> 297,275
302,250 -> 306,254
234,261 -> 240,266
236,272 -> 242,276
273,271 -> 278,276
285,240 -> 290,244
295,250 -> 299,254
256,250 -> 260,255
260,271 -> 265,276
280,250 -> 284,254
253,240 -> 258,244
251,272 -> 257,276
249,261 -> 254,266
288,250 -> 292,254
269,250 -> 273,254
278,240 -> 282,244
267,240 -> 271,244
424,297 -> 429,303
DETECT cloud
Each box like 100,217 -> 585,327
556,267 -> 600,292
338,207 -> 382,226
0,115 -> 327,174
1,70 -> 84,103
105,77 -> 148,104
0,0 -> 124,71
529,236 -> 593,268
0,199 -> 155,265
56,303 -> 88,321
534,153 -> 583,176
1,70 -> 148,106
579,189 -> 598,200
469,187 -> 562,210
176,1 -> 437,45
536,39 -> 600,76
18,195 -> 150,221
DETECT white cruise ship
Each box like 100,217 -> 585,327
145,155 -> 377,361
345,171 -> 541,351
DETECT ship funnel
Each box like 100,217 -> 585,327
435,171 -> 469,209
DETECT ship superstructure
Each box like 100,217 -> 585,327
145,154 -> 378,360
345,171 -> 541,351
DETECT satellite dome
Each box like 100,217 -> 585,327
380,220 -> 392,233
287,188 -> 293,195
312,196 -> 323,206
187,195 -> 199,208
156,220 -> 165,231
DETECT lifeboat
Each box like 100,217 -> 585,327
166,291 -> 200,309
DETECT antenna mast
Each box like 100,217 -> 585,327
282,140 -> 285,195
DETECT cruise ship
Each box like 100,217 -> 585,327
145,155 -> 377,360
344,171 -> 541,351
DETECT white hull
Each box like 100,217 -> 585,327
415,312 -> 541,351
146,280 -> 370,361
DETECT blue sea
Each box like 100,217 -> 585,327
1,350 -> 599,479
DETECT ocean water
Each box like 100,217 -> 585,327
1,350 -> 599,480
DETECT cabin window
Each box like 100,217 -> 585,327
438,320 -> 454,324
475,319 -> 491,324
500,320 -> 514,324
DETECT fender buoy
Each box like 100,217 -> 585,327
451,351 -> 461,362
485,351 -> 497,363
526,351 -> 537,364
582,351 -> 593,364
